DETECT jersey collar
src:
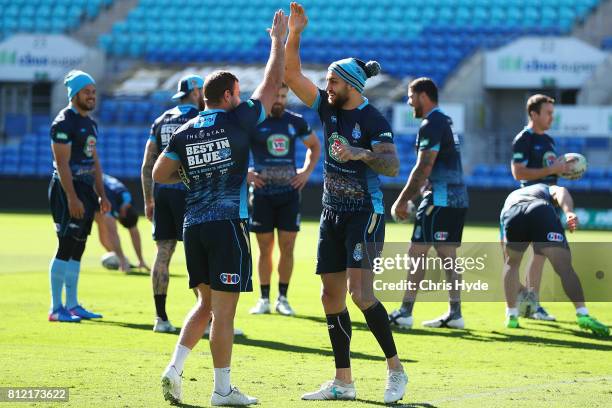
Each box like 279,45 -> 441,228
177,104 -> 197,113
199,108 -> 225,115
426,107 -> 441,118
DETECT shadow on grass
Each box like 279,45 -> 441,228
356,399 -> 438,407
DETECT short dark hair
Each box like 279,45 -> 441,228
280,82 -> 288,90
118,206 -> 138,229
409,77 -> 438,103
204,71 -> 239,104
526,94 -> 555,115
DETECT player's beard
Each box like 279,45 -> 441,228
413,105 -> 423,118
75,95 -> 95,112
329,91 -> 349,109
271,103 -> 285,118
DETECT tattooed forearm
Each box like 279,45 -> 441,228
141,141 -> 159,204
152,240 -> 176,294
398,150 -> 437,202
362,143 -> 400,177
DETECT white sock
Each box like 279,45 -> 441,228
576,306 -> 589,316
506,307 -> 518,317
214,367 -> 231,396
169,344 -> 191,374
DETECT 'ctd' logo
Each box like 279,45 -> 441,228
220,273 -> 240,285
547,232 -> 564,242
434,231 -> 449,241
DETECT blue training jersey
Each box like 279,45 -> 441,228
50,106 -> 98,185
163,99 -> 266,228
103,174 -> 131,218
416,108 -> 468,208
512,127 -> 558,187
250,110 -> 311,195
149,104 -> 200,190
311,89 -> 393,214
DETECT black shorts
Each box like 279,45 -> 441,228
316,208 -> 385,274
48,177 -> 98,241
500,201 -> 568,253
153,185 -> 186,241
250,190 -> 300,233
411,201 -> 467,245
183,219 -> 253,292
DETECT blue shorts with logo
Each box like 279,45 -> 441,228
500,201 -> 568,253
48,177 -> 99,241
183,219 -> 253,292
316,208 -> 385,274
250,190 -> 300,233
411,199 -> 466,246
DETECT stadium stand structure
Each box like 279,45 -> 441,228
0,0 -> 114,41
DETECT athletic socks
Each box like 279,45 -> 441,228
260,284 -> 270,300
278,282 -> 289,298
214,367 -> 231,396
362,302 -> 398,359
64,259 -> 80,309
49,258 -> 68,311
506,307 -> 519,317
154,294 -> 168,321
576,306 -> 589,316
169,343 -> 191,374
326,309 -> 352,368
449,301 -> 462,317
400,301 -> 414,316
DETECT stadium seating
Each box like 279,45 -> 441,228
99,0 -> 601,85
0,0 -> 114,41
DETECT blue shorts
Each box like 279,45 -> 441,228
500,201 -> 568,253
316,208 -> 385,274
153,185 -> 186,241
250,190 -> 300,233
411,199 -> 466,246
48,177 -> 98,241
183,219 -> 253,292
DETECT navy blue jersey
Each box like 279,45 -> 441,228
103,174 -> 131,218
250,110 -> 311,195
502,183 -> 553,213
512,127 -> 558,187
50,106 -> 98,185
149,104 -> 200,191
311,89 -> 393,214
416,108 -> 468,208
163,99 -> 266,228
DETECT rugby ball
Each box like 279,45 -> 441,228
560,152 -> 587,180
101,252 -> 120,270
391,200 -> 416,224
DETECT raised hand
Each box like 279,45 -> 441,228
268,9 -> 289,40
289,2 -> 308,34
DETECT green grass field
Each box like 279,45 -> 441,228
1,213 -> 611,408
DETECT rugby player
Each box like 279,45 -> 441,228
510,94 -> 571,321
48,70 -> 110,322
389,78 -> 469,330
248,83 -> 321,316
95,174 -> 148,272
141,74 -> 204,333
499,183 -> 609,337
284,3 -> 407,403
154,10 -> 287,406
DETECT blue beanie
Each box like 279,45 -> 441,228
328,58 -> 381,94
64,70 -> 95,101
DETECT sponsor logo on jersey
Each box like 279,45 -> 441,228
220,273 -> 240,285
543,151 -> 557,167
328,132 -> 350,163
185,137 -> 232,169
194,113 -> 217,128
434,231 -> 449,241
379,132 -> 393,139
288,123 -> 296,136
353,243 -> 363,261
83,135 -> 96,157
267,134 -> 290,157
352,123 -> 361,140
55,132 -> 68,140
331,115 -> 337,124
547,232 -> 564,242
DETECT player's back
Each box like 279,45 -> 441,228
151,105 -> 200,154
418,109 -> 468,208
503,183 -> 553,212
164,100 -> 265,227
